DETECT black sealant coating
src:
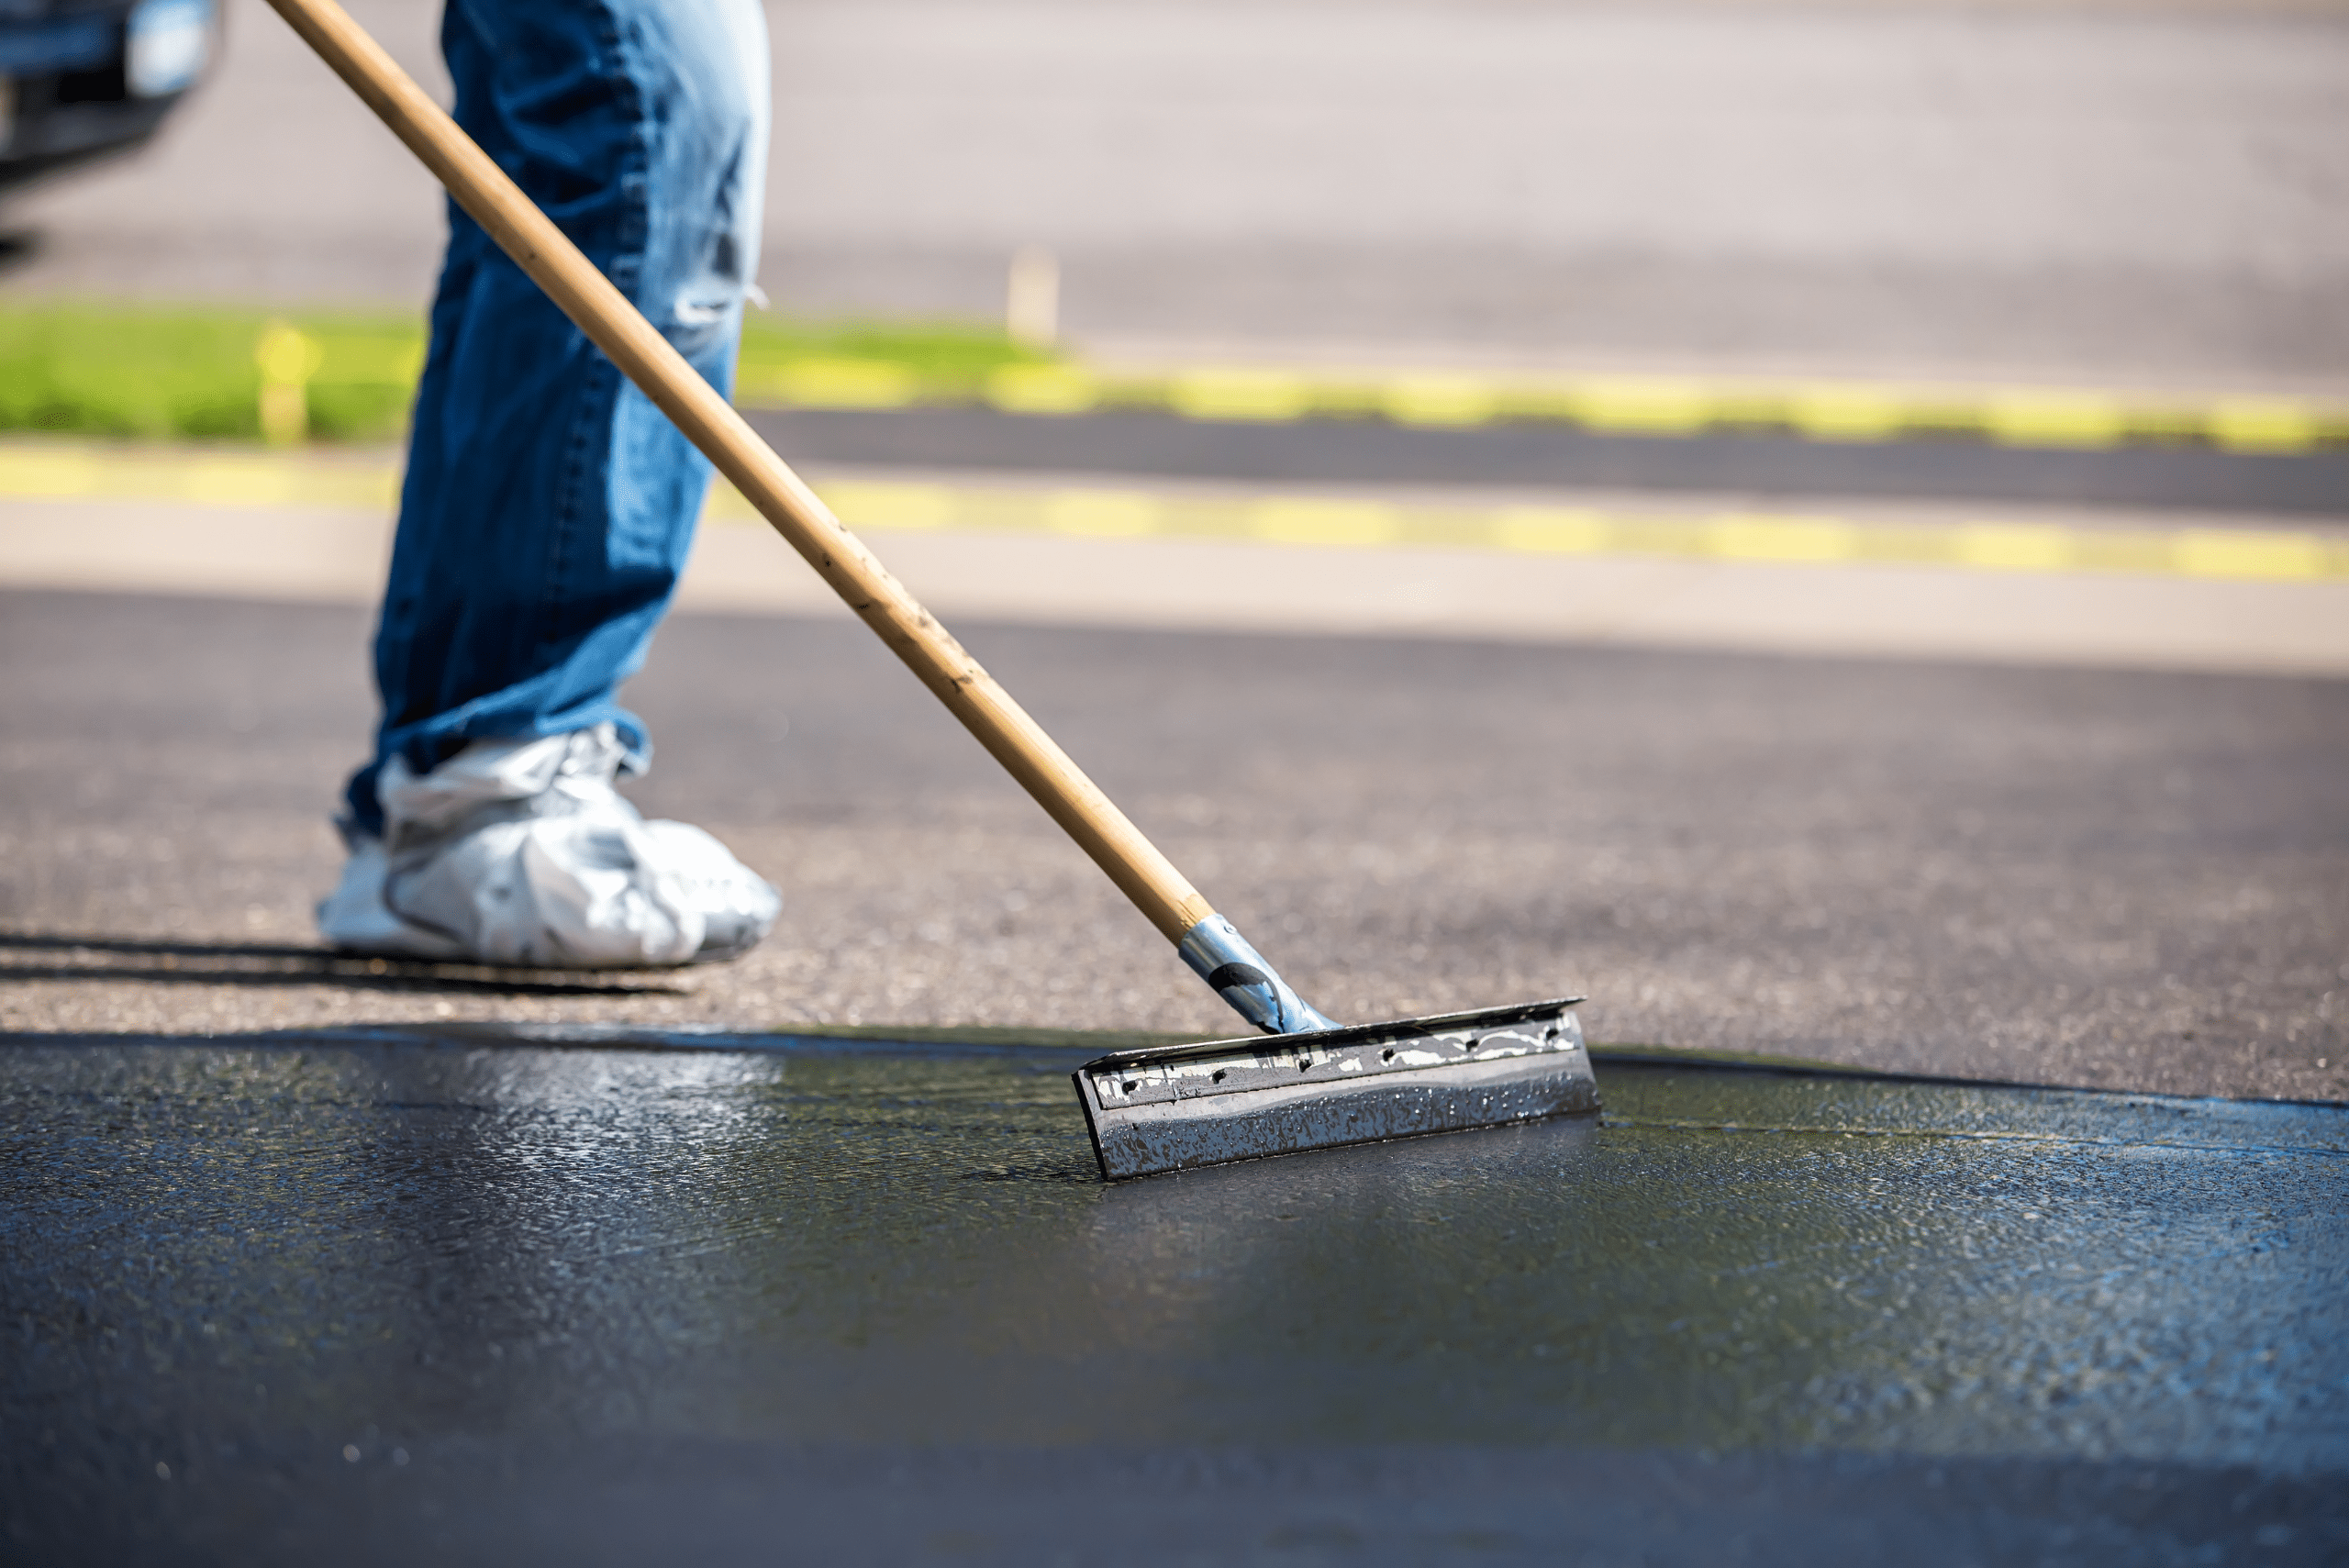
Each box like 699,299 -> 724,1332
1205,962 -> 1271,992
1,1034 -> 2343,1565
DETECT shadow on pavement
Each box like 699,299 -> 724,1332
0,930 -> 689,998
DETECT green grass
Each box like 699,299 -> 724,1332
0,304 -> 421,441
738,315 -> 1052,381
0,301 -> 1052,443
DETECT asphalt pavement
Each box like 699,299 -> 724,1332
4,586 -> 2342,1102
4,0 -> 2346,1553
4,1036 -> 2342,1564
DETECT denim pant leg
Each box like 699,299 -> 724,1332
343,0 -> 769,837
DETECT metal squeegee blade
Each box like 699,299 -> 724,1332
1074,998 -> 1596,1180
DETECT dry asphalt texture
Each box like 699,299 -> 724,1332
3,0 -> 2345,1102
4,588 -> 2342,1103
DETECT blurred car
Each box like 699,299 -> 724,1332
0,0 -> 214,194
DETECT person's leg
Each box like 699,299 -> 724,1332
349,0 -> 770,831
323,0 -> 775,965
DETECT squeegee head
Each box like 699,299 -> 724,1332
1074,998 -> 1597,1180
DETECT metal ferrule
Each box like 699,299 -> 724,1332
1177,915 -> 1341,1035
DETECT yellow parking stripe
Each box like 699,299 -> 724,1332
4,443 -> 2343,585
1952,525 -> 2076,573
751,479 -> 2349,585
0,445 -> 399,512
731,358 -> 2349,455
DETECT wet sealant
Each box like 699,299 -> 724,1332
1,1028 -> 2342,1564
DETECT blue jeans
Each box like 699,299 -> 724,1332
344,0 -> 768,836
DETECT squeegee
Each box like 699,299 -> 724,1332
265,0 -> 1599,1179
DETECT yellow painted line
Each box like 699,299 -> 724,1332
1981,393 -> 2131,449
1952,524 -> 2076,573
1490,506 -> 1612,555
2207,399 -> 2322,454
1043,489 -> 1159,538
1782,387 -> 1910,442
752,479 -> 2349,585
1252,497 -> 1401,548
2171,529 -> 2335,580
985,365 -> 1102,416
0,445 -> 399,512
1559,379 -> 1720,436
729,356 -> 2349,454
1380,375 -> 1501,428
1163,370 -> 1316,423
1704,514 -> 1859,563
5,444 -> 2343,585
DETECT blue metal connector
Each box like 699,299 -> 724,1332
1176,914 -> 1342,1035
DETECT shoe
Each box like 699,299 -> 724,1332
317,725 -> 780,968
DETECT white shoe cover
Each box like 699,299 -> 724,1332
317,725 -> 780,968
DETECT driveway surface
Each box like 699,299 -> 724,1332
3,587 -> 2343,1102
5,0 -> 2345,1555
3,1033 -> 2342,1564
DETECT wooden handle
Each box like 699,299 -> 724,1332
263,0 -> 1215,942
